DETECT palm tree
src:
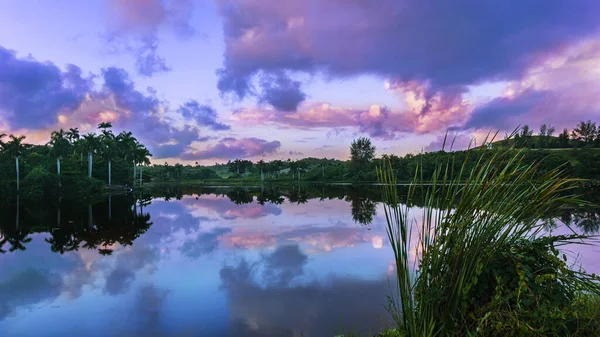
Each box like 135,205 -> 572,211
134,144 -> 152,185
66,127 -> 80,144
140,150 -> 152,185
103,137 -> 117,186
289,160 -> 298,179
98,122 -> 113,133
117,131 -> 138,185
3,135 -> 26,192
99,124 -> 115,185
81,133 -> 99,178
49,129 -> 70,187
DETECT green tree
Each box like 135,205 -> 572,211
257,160 -> 266,181
66,127 -> 80,144
134,144 -> 152,185
539,124 -> 555,148
98,123 -> 115,185
81,133 -> 99,178
558,128 -> 570,148
350,137 -> 376,170
116,131 -> 139,185
517,125 -> 533,148
49,129 -> 70,187
572,120 -> 597,144
3,135 -> 26,192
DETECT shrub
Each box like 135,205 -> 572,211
464,235 -> 600,336
62,175 -> 106,200
21,166 -> 58,200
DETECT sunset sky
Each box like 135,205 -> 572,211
1,0 -> 599,164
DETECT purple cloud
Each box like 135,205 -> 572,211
0,46 -> 91,129
181,196 -> 282,219
103,245 -> 159,295
102,67 -> 158,112
216,0 -> 600,116
180,227 -> 233,258
134,36 -> 171,76
0,45 -> 229,159
257,72 -> 306,112
234,103 -> 421,140
101,67 -> 209,158
177,100 -> 231,131
464,89 -> 553,130
106,0 -> 195,76
181,137 -> 281,160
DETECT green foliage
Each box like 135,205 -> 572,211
572,150 -> 600,179
465,235 -> 600,336
0,124 -> 152,195
21,166 -> 58,199
351,137 -> 376,170
63,175 -> 106,197
377,329 -> 404,337
377,133 -> 600,337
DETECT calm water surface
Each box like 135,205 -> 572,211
0,186 -> 598,337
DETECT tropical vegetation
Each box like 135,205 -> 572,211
0,123 -> 151,199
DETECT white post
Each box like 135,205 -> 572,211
133,161 -> 137,185
15,157 -> 20,192
57,158 -> 61,188
108,159 -> 112,186
88,152 -> 93,177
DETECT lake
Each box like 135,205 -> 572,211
1,185 -> 599,337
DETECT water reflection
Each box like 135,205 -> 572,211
1,195 -> 152,256
0,185 -> 598,337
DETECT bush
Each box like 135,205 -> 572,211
62,175 -> 106,200
464,236 -> 600,336
21,166 -> 58,200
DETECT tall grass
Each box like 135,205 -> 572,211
377,133 -> 600,336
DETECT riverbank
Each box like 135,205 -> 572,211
136,178 -> 600,189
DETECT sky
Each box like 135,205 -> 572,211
0,0 -> 599,165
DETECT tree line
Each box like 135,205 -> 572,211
0,122 -> 151,199
145,122 -> 600,184
505,120 -> 600,149
3,120 -> 600,193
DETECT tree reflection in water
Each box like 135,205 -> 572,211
0,185 -> 599,254
0,194 -> 152,255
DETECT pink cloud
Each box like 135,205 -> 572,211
233,97 -> 469,139
464,39 -> 600,132
220,224 -> 381,253
181,137 -> 281,160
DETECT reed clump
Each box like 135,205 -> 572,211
377,133 -> 600,336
